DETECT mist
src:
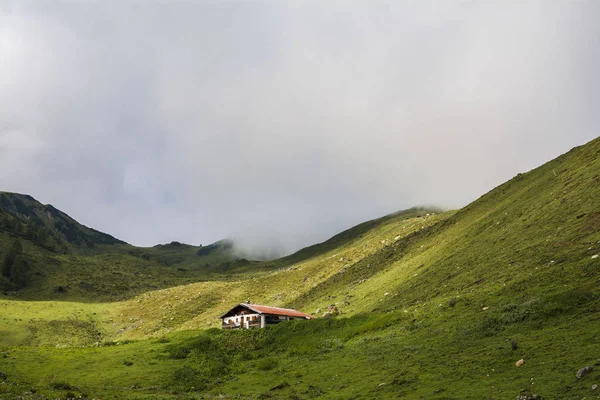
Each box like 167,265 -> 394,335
1,1 -> 599,257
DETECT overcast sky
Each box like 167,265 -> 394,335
0,1 -> 598,257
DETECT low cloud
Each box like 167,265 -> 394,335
1,1 -> 598,257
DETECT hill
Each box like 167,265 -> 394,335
0,136 -> 599,399
0,193 -> 249,299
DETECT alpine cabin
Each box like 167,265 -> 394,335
220,303 -> 313,329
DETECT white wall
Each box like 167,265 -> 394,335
223,313 -> 260,328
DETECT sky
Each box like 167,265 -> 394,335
0,1 -> 599,258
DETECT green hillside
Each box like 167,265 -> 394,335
1,137 -> 599,399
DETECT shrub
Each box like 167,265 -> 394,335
479,316 -> 504,337
319,338 -> 344,353
168,346 -> 191,360
256,357 -> 278,371
49,381 -> 74,390
501,303 -> 531,324
171,365 -> 206,390
167,335 -> 214,359
449,298 -> 456,308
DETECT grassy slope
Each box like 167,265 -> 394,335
0,235 -> 242,301
0,191 -> 261,301
0,208 -> 448,400
0,233 -> 251,302
1,137 -> 599,399
108,207 -> 446,339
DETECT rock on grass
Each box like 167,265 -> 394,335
576,366 -> 594,379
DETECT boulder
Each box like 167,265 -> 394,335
515,359 -> 525,367
576,366 -> 594,379
322,305 -> 339,318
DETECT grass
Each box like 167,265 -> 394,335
2,309 -> 599,399
0,136 -> 599,399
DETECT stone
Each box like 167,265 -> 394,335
482,306 -> 489,311
592,384 -> 598,391
576,366 -> 594,379
322,305 -> 339,318
515,359 -> 525,367
517,395 -> 544,400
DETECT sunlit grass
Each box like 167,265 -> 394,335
0,137 -> 599,399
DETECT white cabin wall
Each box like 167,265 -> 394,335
223,313 -> 260,328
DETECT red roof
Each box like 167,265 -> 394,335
221,303 -> 313,319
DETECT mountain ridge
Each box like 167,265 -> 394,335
0,191 -> 126,250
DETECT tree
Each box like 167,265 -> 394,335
10,255 -> 29,288
2,239 -> 23,278
12,239 -> 23,254
36,227 -> 49,246
1,252 -> 13,278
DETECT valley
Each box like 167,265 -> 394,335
1,137 -> 599,399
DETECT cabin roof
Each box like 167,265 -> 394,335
219,303 -> 314,319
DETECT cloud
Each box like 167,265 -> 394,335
0,1 -> 598,256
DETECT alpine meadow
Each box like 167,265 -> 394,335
0,137 -> 599,399
2,2 -> 600,399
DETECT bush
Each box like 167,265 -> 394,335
171,365 -> 206,390
168,346 -> 191,360
167,335 -> 214,359
256,357 -> 278,371
319,338 -> 344,353
49,381 -> 74,390
479,316 -> 504,337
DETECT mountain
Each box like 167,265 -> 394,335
0,193 -> 246,298
0,136 -> 599,399
0,191 -> 125,252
